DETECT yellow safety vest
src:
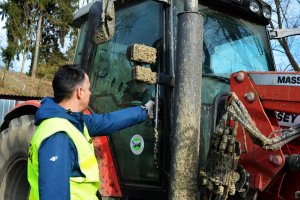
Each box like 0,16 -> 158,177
27,118 -> 100,200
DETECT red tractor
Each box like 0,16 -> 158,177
0,0 -> 299,199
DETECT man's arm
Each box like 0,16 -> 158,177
38,132 -> 75,200
84,106 -> 148,136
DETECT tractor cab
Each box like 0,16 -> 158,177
72,0 -> 274,199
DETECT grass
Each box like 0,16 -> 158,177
0,69 -> 53,98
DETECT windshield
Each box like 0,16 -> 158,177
202,9 -> 274,77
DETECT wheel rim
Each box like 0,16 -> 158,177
1,157 -> 29,200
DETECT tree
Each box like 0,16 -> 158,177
0,0 -> 78,79
37,1 -> 78,77
266,0 -> 300,71
0,2 -> 25,71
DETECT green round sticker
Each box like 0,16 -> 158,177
130,134 -> 144,155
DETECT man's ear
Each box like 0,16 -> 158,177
75,87 -> 83,100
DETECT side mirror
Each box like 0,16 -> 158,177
72,0 -> 115,70
88,0 -> 115,44
72,0 -> 115,43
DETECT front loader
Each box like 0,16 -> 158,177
0,0 -> 299,200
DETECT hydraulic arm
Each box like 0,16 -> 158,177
201,71 -> 300,200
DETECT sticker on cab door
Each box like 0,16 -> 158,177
130,134 -> 144,155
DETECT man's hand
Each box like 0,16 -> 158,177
145,100 -> 155,119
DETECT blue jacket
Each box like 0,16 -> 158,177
35,97 -> 147,200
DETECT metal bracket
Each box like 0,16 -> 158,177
269,29 -> 300,39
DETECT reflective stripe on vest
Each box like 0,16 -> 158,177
27,118 -> 100,200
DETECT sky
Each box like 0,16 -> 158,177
266,1 -> 300,71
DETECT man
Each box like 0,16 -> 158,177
27,64 -> 154,200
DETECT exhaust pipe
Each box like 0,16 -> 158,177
169,0 -> 204,199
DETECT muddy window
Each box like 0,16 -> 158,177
88,1 -> 163,186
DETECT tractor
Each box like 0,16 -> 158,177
0,0 -> 299,199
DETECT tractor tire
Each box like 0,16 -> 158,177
0,115 -> 35,200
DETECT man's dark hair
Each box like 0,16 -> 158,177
52,64 -> 86,102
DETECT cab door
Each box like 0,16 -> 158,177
86,1 -> 167,199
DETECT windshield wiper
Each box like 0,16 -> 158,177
202,73 -> 230,83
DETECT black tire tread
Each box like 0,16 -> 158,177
0,115 -> 35,200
